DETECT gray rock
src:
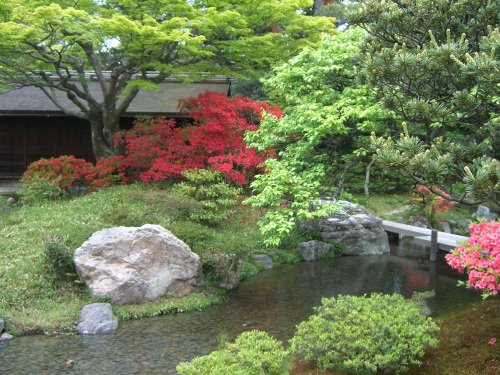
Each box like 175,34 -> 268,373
218,256 -> 243,290
475,205 -> 490,218
298,241 -> 332,261
74,224 -> 202,304
0,318 -> 4,332
440,221 -> 451,233
6,197 -> 15,205
420,301 -> 432,317
80,303 -> 113,322
77,303 -> 118,335
78,319 -> 118,335
303,201 -> 390,256
407,215 -> 429,228
473,205 -> 498,221
253,254 -> 273,270
0,332 -> 13,342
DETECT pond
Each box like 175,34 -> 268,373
0,245 -> 480,374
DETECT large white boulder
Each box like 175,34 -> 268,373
74,224 -> 202,304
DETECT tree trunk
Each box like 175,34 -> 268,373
313,0 -> 324,14
364,155 -> 375,198
88,109 -> 120,159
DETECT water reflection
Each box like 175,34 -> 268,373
0,252 -> 480,374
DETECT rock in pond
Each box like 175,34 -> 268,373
303,200 -> 390,256
219,256 -> 243,290
253,254 -> 274,270
74,224 -> 202,304
0,332 -> 13,342
297,241 -> 332,261
77,303 -> 118,335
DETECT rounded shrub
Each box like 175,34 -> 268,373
290,293 -> 439,374
171,169 -> 242,225
176,330 -> 290,375
22,155 -> 93,201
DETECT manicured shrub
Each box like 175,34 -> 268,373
176,330 -> 290,375
116,91 -> 281,185
171,169 -> 242,225
22,155 -> 93,201
446,221 -> 500,298
290,293 -> 439,374
44,236 -> 76,278
21,175 -> 64,203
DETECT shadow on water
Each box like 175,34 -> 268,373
0,244 -> 481,374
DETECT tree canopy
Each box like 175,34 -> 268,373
351,0 -> 499,207
0,0 -> 334,158
245,29 -> 394,245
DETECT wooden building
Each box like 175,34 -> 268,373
0,75 -> 231,179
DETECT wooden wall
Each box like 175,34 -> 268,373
0,116 -> 95,179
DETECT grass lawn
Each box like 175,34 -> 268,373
291,299 -> 500,375
0,183 -> 296,335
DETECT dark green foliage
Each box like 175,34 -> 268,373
44,237 -> 76,279
177,330 -> 291,375
290,293 -> 439,374
349,0 -> 499,206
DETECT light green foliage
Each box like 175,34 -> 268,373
172,169 -> 242,225
351,0 -> 499,207
290,293 -> 439,374
21,176 -> 64,203
245,29 -> 394,245
0,0 -> 334,158
177,330 -> 290,375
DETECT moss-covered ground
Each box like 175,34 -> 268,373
0,184 -> 297,335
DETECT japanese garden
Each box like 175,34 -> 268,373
0,1 -> 498,374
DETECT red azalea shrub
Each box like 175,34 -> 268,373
90,155 -> 128,189
116,91 -> 281,185
446,221 -> 500,298
22,155 -> 94,193
411,184 -> 454,227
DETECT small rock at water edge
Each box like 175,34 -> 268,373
298,240 -> 332,261
253,254 -> 273,270
77,303 -> 118,335
0,332 -> 13,342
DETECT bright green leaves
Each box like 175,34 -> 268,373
245,29 -> 393,245
290,294 -> 439,374
245,159 -> 338,246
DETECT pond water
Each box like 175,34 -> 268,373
0,245 -> 480,375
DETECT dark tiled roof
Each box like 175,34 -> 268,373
0,78 -> 231,115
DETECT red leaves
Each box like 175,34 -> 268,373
22,155 -> 129,192
22,92 -> 281,193
119,91 -> 281,185
22,155 -> 94,191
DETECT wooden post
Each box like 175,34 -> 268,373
430,229 -> 438,262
